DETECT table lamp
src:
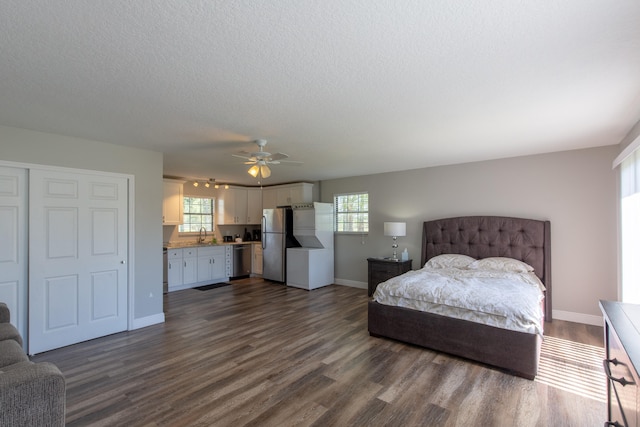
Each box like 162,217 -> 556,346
384,222 -> 406,260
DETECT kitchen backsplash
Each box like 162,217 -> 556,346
163,224 -> 261,245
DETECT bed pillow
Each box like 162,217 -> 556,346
467,257 -> 534,273
424,254 -> 476,269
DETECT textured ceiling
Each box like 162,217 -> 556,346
1,1 -> 640,185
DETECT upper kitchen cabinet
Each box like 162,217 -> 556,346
217,187 -> 244,225
217,187 -> 262,225
246,188 -> 262,224
163,179 -> 184,225
262,183 -> 314,209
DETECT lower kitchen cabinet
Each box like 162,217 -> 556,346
182,248 -> 198,285
197,246 -> 226,282
167,249 -> 183,290
225,246 -> 232,277
167,245 -> 228,292
252,244 -> 263,275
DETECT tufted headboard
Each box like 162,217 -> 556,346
422,216 -> 552,320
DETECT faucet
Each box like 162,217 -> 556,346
199,227 -> 207,243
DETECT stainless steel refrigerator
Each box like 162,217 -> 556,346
262,207 -> 299,282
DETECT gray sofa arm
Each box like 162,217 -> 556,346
0,362 -> 66,427
0,303 -> 10,324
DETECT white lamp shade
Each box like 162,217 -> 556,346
384,222 -> 406,237
248,165 -> 260,177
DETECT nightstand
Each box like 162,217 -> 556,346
367,258 -> 412,296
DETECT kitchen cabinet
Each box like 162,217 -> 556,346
246,188 -> 262,224
252,244 -> 263,275
225,246 -> 233,277
262,183 -> 313,209
283,183 -> 313,206
197,246 -> 226,283
217,187 -> 262,225
232,188 -> 248,224
262,188 -> 277,210
167,249 -> 184,290
182,248 -> 198,285
163,179 -> 184,225
216,188 -> 237,225
168,245 -> 229,291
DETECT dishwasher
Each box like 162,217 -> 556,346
232,244 -> 251,278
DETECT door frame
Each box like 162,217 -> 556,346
0,160 -> 136,334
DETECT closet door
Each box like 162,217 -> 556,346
28,169 -> 129,354
0,166 -> 28,343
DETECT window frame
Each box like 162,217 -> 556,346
620,149 -> 640,303
334,192 -> 369,234
178,196 -> 215,234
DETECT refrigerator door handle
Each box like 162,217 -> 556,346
262,216 -> 266,249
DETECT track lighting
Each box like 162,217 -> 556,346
188,178 -> 229,189
192,178 -> 216,188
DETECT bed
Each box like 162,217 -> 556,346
367,216 -> 551,379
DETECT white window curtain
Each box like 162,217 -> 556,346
620,149 -> 640,303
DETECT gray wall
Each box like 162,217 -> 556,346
0,123 -> 619,322
320,145 -> 618,321
0,125 -> 163,321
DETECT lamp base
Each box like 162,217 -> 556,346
391,238 -> 398,260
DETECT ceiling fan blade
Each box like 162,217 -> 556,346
233,138 -> 301,178
269,152 -> 289,161
277,160 -> 303,165
232,153 -> 254,160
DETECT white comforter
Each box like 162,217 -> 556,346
372,267 -> 545,335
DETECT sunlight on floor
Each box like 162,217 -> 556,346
535,335 -> 606,402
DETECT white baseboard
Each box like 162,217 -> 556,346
552,310 -> 603,326
334,278 -> 367,290
131,312 -> 165,330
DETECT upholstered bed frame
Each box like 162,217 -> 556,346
368,216 -> 551,379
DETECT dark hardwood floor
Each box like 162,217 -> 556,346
32,278 -> 606,426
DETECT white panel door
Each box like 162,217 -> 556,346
0,166 -> 28,343
28,169 -> 128,354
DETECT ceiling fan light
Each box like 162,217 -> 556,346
248,165 -> 260,177
260,165 -> 271,178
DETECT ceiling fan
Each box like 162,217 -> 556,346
232,139 -> 302,179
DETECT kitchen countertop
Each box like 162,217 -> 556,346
164,241 -> 261,249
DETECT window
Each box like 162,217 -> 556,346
621,149 -> 640,303
334,192 -> 369,233
179,197 -> 215,233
